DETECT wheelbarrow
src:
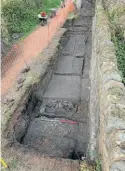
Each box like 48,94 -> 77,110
49,8 -> 57,18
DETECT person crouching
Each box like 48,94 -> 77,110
38,12 -> 48,26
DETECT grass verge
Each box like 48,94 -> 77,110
2,0 -> 61,37
108,9 -> 125,83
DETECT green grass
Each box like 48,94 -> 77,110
80,159 -> 102,171
113,33 -> 125,83
95,159 -> 102,171
41,0 -> 61,14
109,12 -> 125,83
2,0 -> 61,37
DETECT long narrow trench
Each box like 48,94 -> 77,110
14,0 -> 94,161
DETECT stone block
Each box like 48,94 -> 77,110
43,75 -> 81,100
105,117 -> 125,134
55,55 -> 83,75
110,161 -> 125,171
102,71 -> 122,84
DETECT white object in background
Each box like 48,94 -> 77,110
38,14 -> 42,18
75,0 -> 82,10
38,14 -> 48,19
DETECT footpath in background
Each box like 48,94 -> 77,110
1,0 -> 75,96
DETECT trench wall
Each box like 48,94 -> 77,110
90,0 -> 125,170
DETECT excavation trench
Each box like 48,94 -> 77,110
8,0 -> 94,161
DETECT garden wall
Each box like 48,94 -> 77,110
89,0 -> 125,170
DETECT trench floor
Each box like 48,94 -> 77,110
22,0 -> 93,160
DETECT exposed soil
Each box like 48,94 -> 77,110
6,0 -> 94,167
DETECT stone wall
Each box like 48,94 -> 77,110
103,0 -> 125,29
103,0 -> 125,41
89,0 -> 125,170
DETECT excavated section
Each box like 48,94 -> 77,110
13,0 -> 94,160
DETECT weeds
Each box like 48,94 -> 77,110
109,10 -> 125,83
113,34 -> 125,83
80,159 -> 102,171
95,159 -> 102,171
2,0 -> 60,36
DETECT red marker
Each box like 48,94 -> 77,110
60,120 -> 78,124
